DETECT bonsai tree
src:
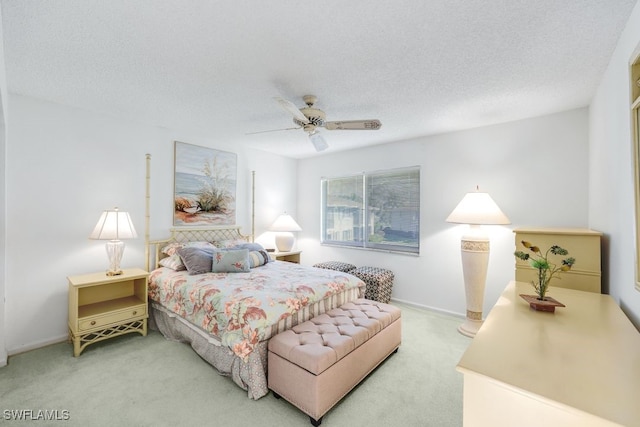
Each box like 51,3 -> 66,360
514,241 -> 576,300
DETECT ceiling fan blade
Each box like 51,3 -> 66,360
324,119 -> 382,130
246,126 -> 300,135
274,97 -> 310,124
309,132 -> 328,152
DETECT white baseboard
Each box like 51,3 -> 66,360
7,334 -> 68,357
391,297 -> 465,319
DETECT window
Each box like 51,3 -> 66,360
321,166 -> 420,254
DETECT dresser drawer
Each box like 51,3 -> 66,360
514,232 -> 601,271
78,304 -> 147,331
516,267 -> 601,293
514,228 -> 602,294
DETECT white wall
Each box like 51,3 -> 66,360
589,1 -> 640,326
298,108 -> 590,317
3,94 -> 297,354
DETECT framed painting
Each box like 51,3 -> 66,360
632,53 -> 640,290
631,50 -> 640,290
173,141 -> 237,226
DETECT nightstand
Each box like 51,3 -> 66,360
68,268 -> 149,356
270,250 -> 301,263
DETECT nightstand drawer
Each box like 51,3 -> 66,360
78,304 -> 147,331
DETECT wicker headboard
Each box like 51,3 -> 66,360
146,226 -> 251,271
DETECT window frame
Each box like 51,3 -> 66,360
321,166 -> 420,255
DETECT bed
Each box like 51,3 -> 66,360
145,226 -> 365,399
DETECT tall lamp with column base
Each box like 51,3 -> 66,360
89,207 -> 138,276
269,212 -> 302,252
446,188 -> 510,337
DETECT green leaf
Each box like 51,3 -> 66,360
531,259 -> 549,270
550,245 -> 569,256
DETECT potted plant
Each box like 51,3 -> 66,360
514,241 -> 576,312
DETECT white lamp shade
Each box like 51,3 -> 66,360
270,213 -> 301,252
446,191 -> 510,225
89,208 -> 138,240
269,213 -> 302,232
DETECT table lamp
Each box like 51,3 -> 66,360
89,207 -> 138,276
269,212 -> 302,252
446,187 -> 510,337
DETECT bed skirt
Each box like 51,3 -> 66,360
148,285 -> 364,400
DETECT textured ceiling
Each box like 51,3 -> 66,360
1,0 -> 637,158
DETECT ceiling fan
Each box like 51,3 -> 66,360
251,95 -> 382,152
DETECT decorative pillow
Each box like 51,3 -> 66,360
233,242 -> 267,252
213,239 -> 247,249
158,254 -> 186,271
248,250 -> 270,268
177,246 -> 216,275
228,242 -> 271,263
211,249 -> 250,273
162,241 -> 216,257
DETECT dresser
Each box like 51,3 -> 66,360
514,227 -> 602,293
457,281 -> 640,427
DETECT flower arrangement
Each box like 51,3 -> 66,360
514,241 -> 576,300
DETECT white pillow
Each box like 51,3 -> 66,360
158,254 -> 186,271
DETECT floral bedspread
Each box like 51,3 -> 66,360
148,261 -> 365,361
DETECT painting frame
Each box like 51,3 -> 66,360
173,141 -> 237,226
631,50 -> 640,290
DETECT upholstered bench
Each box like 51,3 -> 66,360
312,261 -> 357,273
268,299 -> 401,426
351,266 -> 395,304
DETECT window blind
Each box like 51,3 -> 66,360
321,166 -> 420,254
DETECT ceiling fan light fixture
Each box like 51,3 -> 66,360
308,131 -> 328,152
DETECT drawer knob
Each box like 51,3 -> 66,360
90,320 -> 96,326
132,311 -> 137,316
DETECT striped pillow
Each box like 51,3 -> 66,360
248,250 -> 270,268
159,254 -> 186,271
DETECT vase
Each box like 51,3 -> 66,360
519,294 -> 565,312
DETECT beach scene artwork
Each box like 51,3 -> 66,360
174,141 -> 237,226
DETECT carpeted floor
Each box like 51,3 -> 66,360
0,303 -> 469,426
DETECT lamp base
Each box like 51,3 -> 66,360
106,270 -> 123,276
458,224 -> 490,338
105,240 -> 125,277
458,318 -> 483,338
275,232 -> 295,252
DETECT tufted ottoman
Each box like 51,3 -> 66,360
351,266 -> 395,304
312,261 -> 357,273
268,299 -> 401,426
